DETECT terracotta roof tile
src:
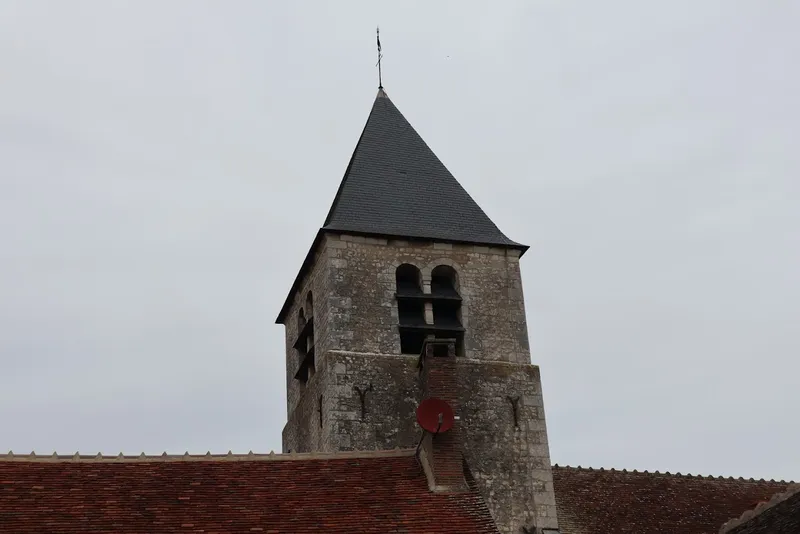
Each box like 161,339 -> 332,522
720,483 -> 800,533
553,465 -> 793,534
0,450 -> 499,533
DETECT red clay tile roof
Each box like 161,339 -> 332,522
553,465 -> 793,534
0,450 -> 499,533
720,483 -> 800,534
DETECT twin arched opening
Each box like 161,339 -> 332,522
395,263 -> 464,356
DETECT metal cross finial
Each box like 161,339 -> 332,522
376,26 -> 383,89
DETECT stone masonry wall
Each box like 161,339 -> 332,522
458,359 -> 558,533
282,237 -> 333,418
324,352 -> 422,452
281,359 -> 329,453
325,234 -> 531,363
283,351 -> 421,454
279,233 -> 558,533
312,349 -> 558,533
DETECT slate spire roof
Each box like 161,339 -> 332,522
277,87 -> 526,322
322,88 -> 525,250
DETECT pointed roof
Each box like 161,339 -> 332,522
277,88 -> 525,323
322,89 -> 524,249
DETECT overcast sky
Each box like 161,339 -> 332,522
1,1 -> 798,481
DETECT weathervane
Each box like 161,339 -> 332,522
376,26 -> 383,89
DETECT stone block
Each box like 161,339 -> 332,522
340,234 -> 366,243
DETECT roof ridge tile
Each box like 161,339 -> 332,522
0,448 -> 417,463
552,465 -> 795,483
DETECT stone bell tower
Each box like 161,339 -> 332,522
276,88 -> 559,534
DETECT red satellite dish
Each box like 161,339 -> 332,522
416,397 -> 455,434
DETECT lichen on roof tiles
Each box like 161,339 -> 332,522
0,453 -> 499,533
553,465 -> 793,534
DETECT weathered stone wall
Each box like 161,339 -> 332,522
281,237 -> 333,418
325,234 -> 531,363
324,351 -> 422,452
284,350 -> 558,532
281,360 -> 329,453
458,359 -> 558,533
283,350 -> 421,453
279,232 -> 558,533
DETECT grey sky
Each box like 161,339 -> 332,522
1,1 -> 798,482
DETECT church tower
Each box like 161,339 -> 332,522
277,88 -> 559,534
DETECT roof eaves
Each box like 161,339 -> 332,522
319,227 -> 529,254
276,228 -> 324,324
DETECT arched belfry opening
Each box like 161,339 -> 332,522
396,264 -> 426,355
431,265 -> 459,298
305,291 -> 315,351
430,265 -> 464,356
395,263 -> 464,357
293,292 -> 316,383
396,264 -> 422,294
